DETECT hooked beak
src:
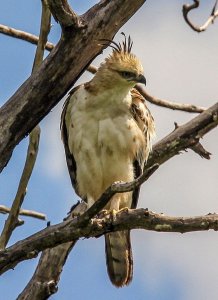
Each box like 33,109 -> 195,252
136,74 -> 146,85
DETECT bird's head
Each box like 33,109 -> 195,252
95,34 -> 146,89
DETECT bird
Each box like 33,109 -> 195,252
61,34 -> 155,287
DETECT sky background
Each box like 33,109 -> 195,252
0,0 -> 218,299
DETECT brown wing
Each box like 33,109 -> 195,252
60,86 -> 81,197
130,88 -> 155,209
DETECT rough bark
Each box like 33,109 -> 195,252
1,208 -> 218,276
0,0 -> 146,172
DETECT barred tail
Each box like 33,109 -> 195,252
105,230 -> 133,287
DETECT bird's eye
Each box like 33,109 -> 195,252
120,71 -> 135,79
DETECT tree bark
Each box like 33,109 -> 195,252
0,0 -> 146,172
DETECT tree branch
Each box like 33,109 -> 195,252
79,164 -> 159,225
0,25 -> 207,114
136,85 -> 206,113
0,127 -> 40,249
0,0 -> 146,172
0,24 -> 54,51
48,0 -> 84,28
17,202 -> 87,300
32,0 -> 51,72
0,101 -> 216,274
146,102 -> 218,168
1,208 -> 218,275
183,0 -> 218,32
0,205 -> 46,221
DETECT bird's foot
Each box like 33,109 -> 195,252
118,207 -> 129,213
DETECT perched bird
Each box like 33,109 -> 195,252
61,35 -> 155,287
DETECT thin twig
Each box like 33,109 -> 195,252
32,0 -> 51,72
183,0 -> 218,32
0,24 -> 54,51
136,85 -> 206,113
0,127 -> 40,249
0,0 -> 51,250
0,205 -> 46,221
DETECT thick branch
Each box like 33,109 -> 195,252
1,208 -> 218,275
17,202 -> 87,300
183,0 -> 218,32
0,102 -> 216,274
48,0 -> 83,28
0,0 -> 146,172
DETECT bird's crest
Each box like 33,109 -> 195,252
100,32 -> 133,54
96,33 -> 144,85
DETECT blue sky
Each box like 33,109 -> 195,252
0,1 -> 218,299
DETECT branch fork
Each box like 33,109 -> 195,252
48,0 -> 85,29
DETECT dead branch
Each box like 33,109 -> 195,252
32,0 -> 51,72
146,102 -> 218,168
0,24 -> 54,51
0,0 -> 146,172
0,0 -> 51,250
183,0 -> 218,32
1,208 -> 218,276
0,25 -> 206,114
0,205 -> 46,221
136,85 -> 206,113
48,0 -> 84,28
0,101 -> 216,274
0,127 -> 40,250
17,202 -> 87,300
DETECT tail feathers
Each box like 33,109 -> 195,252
105,230 -> 133,287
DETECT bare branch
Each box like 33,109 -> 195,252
0,0 -> 146,172
0,127 -> 40,249
0,25 -> 206,114
0,0 -> 51,249
0,205 -> 46,221
17,202 -> 87,300
183,0 -> 218,32
136,85 -> 206,113
32,0 -> 51,72
0,24 -> 54,51
146,102 -> 218,168
0,101 -> 217,273
2,208 -> 218,275
47,0 -> 84,28
190,142 -> 211,159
